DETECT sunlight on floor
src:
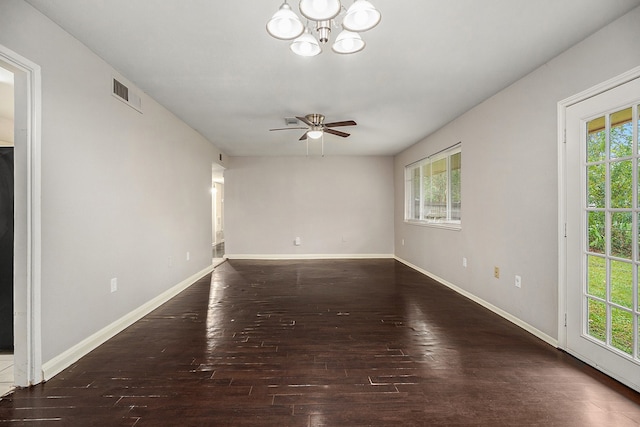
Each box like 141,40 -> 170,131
0,354 -> 13,397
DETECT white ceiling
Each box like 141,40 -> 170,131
24,0 -> 640,156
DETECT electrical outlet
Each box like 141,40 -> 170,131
168,256 -> 173,267
186,251 -> 190,261
494,266 -> 500,279
294,237 -> 301,246
515,275 -> 522,288
402,239 -> 405,246
462,257 -> 467,268
110,278 -> 118,293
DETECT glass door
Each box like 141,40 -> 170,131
565,77 -> 640,391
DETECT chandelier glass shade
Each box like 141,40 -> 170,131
290,30 -> 322,56
299,0 -> 342,21
342,0 -> 381,32
267,0 -> 380,56
266,2 -> 305,40
307,128 -> 324,139
332,30 -> 364,54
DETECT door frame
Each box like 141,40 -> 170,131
558,65 -> 640,380
0,44 -> 42,387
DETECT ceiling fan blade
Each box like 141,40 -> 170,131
325,128 -> 350,138
324,120 -> 357,127
269,127 -> 308,131
299,132 -> 308,141
296,116 -> 314,126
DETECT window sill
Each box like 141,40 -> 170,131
404,220 -> 462,231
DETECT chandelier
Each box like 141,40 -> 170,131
266,0 -> 381,56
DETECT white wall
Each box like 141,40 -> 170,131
226,156 -> 394,257
394,6 -> 640,340
0,1 -> 226,363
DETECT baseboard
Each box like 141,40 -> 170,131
225,253 -> 395,260
42,264 -> 215,381
395,257 -> 558,348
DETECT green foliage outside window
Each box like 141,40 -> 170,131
586,115 -> 633,258
585,109 -> 635,356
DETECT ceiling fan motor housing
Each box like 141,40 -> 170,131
306,113 -> 325,125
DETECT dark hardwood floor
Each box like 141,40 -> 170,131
1,259 -> 639,426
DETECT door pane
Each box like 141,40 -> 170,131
610,107 -> 633,159
587,116 -> 606,162
587,255 -> 606,299
587,297 -> 606,342
611,307 -> 633,355
610,259 -> 633,309
587,211 -> 605,254
610,160 -> 632,208
611,212 -> 632,259
637,213 -> 640,261
587,164 -> 606,208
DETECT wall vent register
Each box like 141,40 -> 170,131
112,77 -> 142,113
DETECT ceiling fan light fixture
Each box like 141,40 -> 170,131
290,31 -> 322,56
307,128 -> 324,139
342,0 -> 381,32
299,0 -> 341,21
332,29 -> 365,54
267,2 -> 305,40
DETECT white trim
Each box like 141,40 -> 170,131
225,253 -> 394,260
563,347 -> 640,392
42,265 -> 214,381
560,66 -> 640,109
404,220 -> 462,231
557,65 -> 640,351
557,99 -> 568,349
212,257 -> 226,268
395,256 -> 559,348
0,44 -> 42,387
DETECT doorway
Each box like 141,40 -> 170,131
212,164 -> 225,264
0,44 -> 42,388
0,65 -> 14,395
563,71 -> 640,392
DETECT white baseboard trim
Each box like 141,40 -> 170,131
42,264 -> 215,381
395,257 -> 558,348
224,253 -> 394,260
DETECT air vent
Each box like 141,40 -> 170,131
113,78 -> 128,101
112,77 -> 142,113
284,117 -> 299,126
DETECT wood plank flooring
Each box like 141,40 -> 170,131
1,259 -> 639,426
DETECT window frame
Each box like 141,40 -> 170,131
404,143 -> 461,230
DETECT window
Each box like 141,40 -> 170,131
404,144 -> 461,228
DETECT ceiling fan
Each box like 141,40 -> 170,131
269,113 -> 357,141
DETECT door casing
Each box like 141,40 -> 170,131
0,44 -> 42,387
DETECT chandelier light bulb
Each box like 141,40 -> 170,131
266,2 -> 305,40
332,29 -> 365,54
290,31 -> 322,56
299,0 -> 341,21
342,0 -> 381,32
